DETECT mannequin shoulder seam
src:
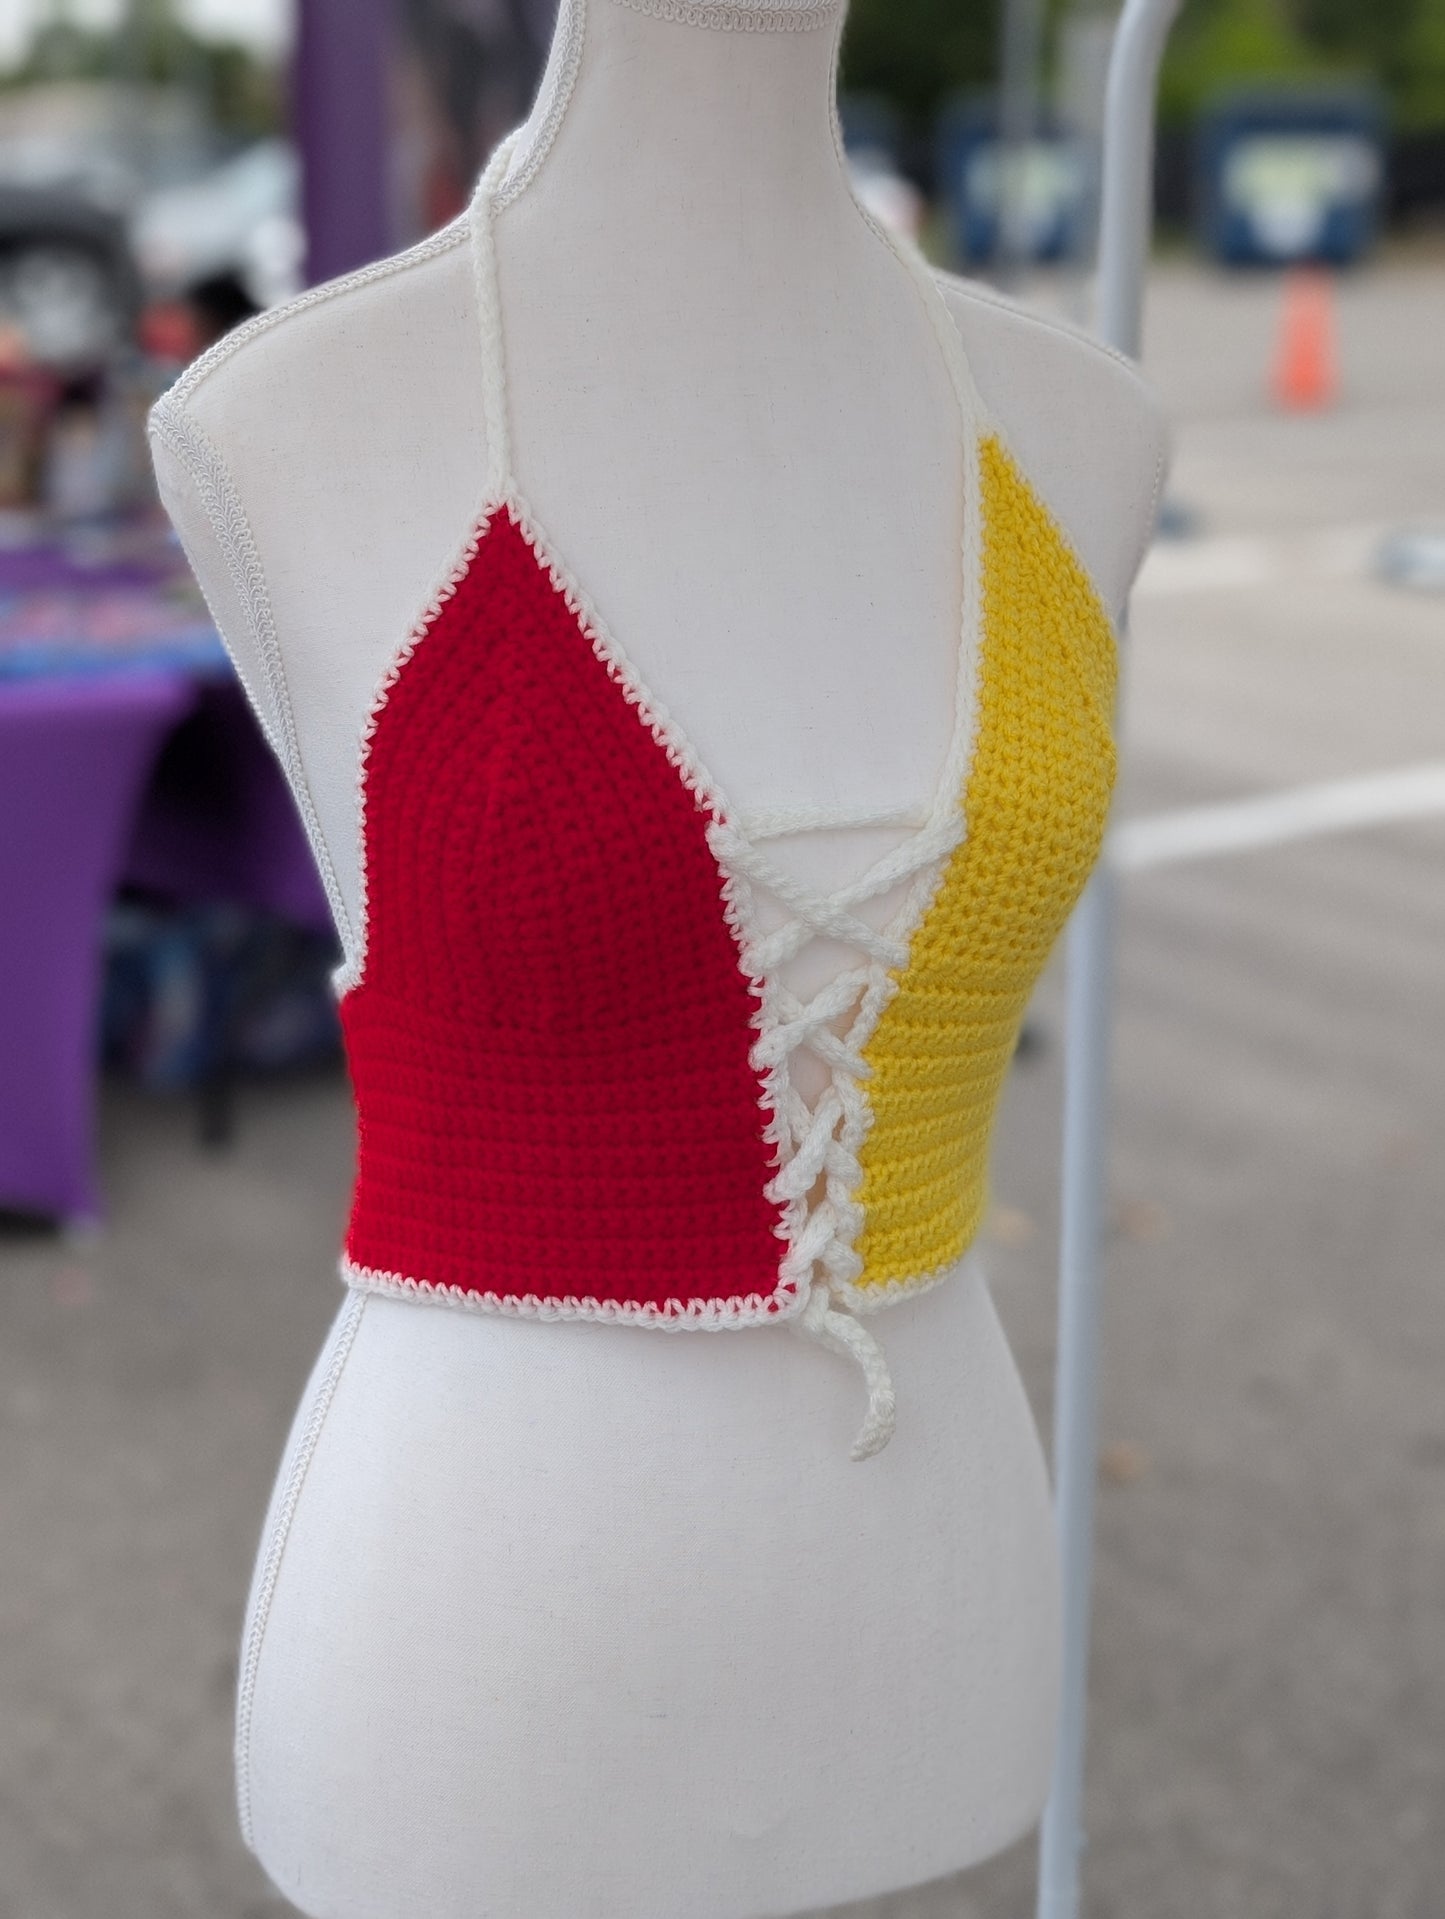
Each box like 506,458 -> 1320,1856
929,266 -> 1146,381
1128,414 -> 1170,601
931,266 -> 1171,588
147,390 -> 282,748
147,391 -> 354,950
163,216 -> 471,408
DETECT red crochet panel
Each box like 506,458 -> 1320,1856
340,506 -> 787,1317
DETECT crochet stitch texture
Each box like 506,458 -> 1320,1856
323,127 -> 1121,1456
851,435 -> 1117,1294
342,507 -> 786,1318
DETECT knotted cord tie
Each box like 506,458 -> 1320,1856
707,807 -> 962,1461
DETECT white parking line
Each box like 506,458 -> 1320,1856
1113,762 -> 1445,871
1134,523 -> 1387,598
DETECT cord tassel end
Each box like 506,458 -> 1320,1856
795,1283 -> 896,1460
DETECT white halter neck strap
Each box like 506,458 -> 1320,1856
463,124 -> 991,1459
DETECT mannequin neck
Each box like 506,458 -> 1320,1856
499,0 -> 851,214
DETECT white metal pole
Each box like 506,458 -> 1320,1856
1095,0 -> 1183,360
1035,3 -> 1181,1916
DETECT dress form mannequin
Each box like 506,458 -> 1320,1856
149,3 -> 1166,1914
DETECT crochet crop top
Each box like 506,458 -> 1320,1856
329,131 -> 1120,1461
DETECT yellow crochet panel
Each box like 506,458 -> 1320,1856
852,434 -> 1118,1292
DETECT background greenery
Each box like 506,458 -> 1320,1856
841,0 -> 1445,135
5,0 -> 1443,159
0,0 -> 281,137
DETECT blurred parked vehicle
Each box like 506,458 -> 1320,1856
0,186 -> 139,371
132,139 -> 302,310
0,82 -> 297,309
0,189 -> 163,518
1197,84 -> 1386,267
936,96 -> 1090,268
0,80 -> 211,214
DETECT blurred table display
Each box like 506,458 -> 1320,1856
0,516 -> 337,1222
0,516 -> 324,916
0,159 -> 342,1218
0,516 -> 225,679
0,357 -> 60,509
0,671 -> 193,1223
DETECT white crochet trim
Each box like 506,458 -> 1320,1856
503,488 -> 812,1328
236,1289 -> 365,1849
496,3 -> 586,208
337,115 -> 993,1458
343,1259 -> 791,1328
147,395 -> 353,958
467,132 -> 521,496
735,800 -> 930,838
611,0 -> 840,28
331,499 -> 504,998
338,478 -> 805,1330
832,1239 -> 989,1318
332,133 -> 523,997
705,813 -> 961,1457
508,490 -> 734,815
497,477 -> 993,1440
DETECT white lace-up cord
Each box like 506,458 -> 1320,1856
706,812 -> 961,1460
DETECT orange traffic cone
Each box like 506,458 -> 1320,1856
1272,266 -> 1338,412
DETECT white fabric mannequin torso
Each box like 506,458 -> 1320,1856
150,4 -> 1166,1914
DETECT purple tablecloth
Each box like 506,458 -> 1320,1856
125,681 -> 335,935
0,673 -> 196,1220
0,522 -> 332,931
0,525 -> 335,1219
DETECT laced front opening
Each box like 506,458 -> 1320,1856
706,805 -> 964,1460
448,118 -> 993,1452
